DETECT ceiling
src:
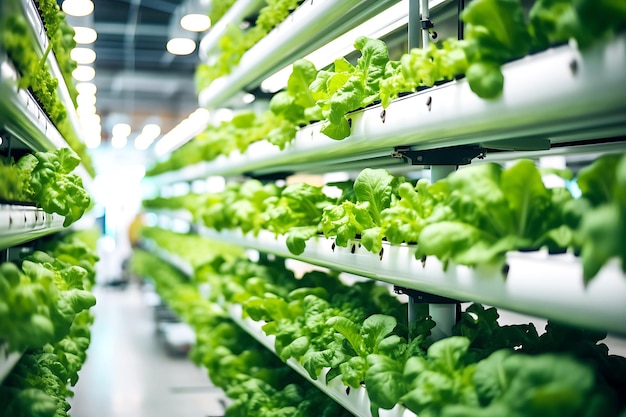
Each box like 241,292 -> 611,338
62,0 -> 204,145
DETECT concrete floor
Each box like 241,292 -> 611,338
69,284 -> 229,417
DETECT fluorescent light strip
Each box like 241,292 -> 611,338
155,108 -> 211,156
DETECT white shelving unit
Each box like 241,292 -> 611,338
0,0 -> 93,251
145,1 -> 626,416
196,227 -> 626,336
150,33 -> 626,184
0,0 -> 93,185
0,204 -> 66,250
0,0 -> 93,389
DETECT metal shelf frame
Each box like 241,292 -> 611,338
0,204 -> 66,250
151,34 -> 626,185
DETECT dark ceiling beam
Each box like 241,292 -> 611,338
94,22 -> 170,36
115,0 -> 180,13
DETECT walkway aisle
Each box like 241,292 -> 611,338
69,284 -> 228,417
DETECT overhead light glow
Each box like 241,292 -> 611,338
71,47 -> 96,65
76,82 -> 97,96
214,108 -> 234,124
242,93 -> 256,104
62,0 -> 94,17
85,134 -> 101,149
166,38 -> 196,55
155,108 -> 210,155
77,104 -> 97,116
83,122 -> 102,149
180,14 -> 211,32
134,135 -> 151,150
76,93 -> 96,107
142,123 -> 161,139
73,26 -> 97,44
134,122 -> 162,150
79,114 -> 101,126
111,135 -> 128,149
112,123 -> 131,138
72,65 -> 95,82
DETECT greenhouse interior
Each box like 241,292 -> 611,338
1,0 -> 626,416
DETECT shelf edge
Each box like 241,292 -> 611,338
199,227 -> 626,336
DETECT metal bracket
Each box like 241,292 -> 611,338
243,170 -> 294,182
394,286 -> 462,304
391,145 -> 486,166
0,130 -> 12,159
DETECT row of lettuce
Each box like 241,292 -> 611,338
0,148 -> 91,227
144,152 -> 626,284
132,226 -> 626,417
148,0 -> 626,176
0,0 -> 96,176
0,229 -> 98,417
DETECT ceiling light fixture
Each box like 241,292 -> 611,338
71,47 -> 96,65
72,65 -> 95,82
180,13 -> 211,32
85,134 -> 101,149
134,134 -> 152,151
112,123 -> 131,138
142,123 -> 162,139
76,93 -> 96,107
242,92 -> 256,104
76,82 -> 97,96
77,104 -> 97,116
134,123 -> 162,150
111,135 -> 128,149
73,26 -> 97,44
61,0 -> 94,17
166,38 -> 197,55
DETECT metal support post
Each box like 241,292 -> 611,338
408,0 -> 420,50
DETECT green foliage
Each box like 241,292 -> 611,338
208,0 -> 236,24
0,232 -> 97,417
146,111 -> 283,176
441,349 -> 619,417
1,13 -> 95,176
146,152 -> 625,283
0,157 -> 35,202
321,168 -> 402,253
24,148 -> 90,226
176,0 -> 626,168
565,153 -> 626,282
415,159 -> 574,267
131,249 -> 352,417
137,229 -> 626,416
36,0 -> 79,106
0,232 -> 97,353
196,0 -> 302,89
